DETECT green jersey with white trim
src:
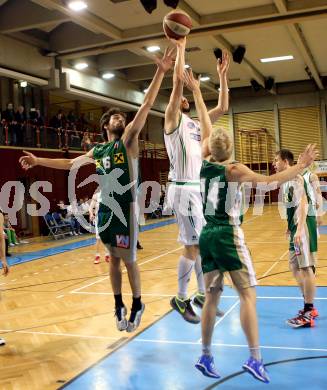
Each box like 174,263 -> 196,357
200,160 -> 243,226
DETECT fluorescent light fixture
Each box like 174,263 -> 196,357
75,62 -> 88,70
260,55 -> 294,63
143,88 -> 149,93
20,81 -> 27,88
68,1 -> 88,11
184,64 -> 190,69
146,45 -> 160,53
200,76 -> 210,82
102,72 -> 115,80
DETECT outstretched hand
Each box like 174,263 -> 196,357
183,68 -> 201,92
155,47 -> 175,73
19,151 -> 38,170
217,50 -> 230,78
297,144 -> 319,169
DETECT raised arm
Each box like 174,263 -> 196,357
183,68 -> 212,159
19,148 -> 95,171
164,38 -> 186,134
123,47 -> 174,151
228,144 -> 319,186
208,51 -> 230,124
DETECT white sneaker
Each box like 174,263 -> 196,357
9,243 -> 15,247
0,338 -> 6,346
115,306 -> 128,331
126,303 -> 145,333
73,232 -> 78,236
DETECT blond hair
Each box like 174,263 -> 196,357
209,128 -> 233,162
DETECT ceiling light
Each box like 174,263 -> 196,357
68,1 -> 88,11
75,62 -> 88,70
146,45 -> 160,53
20,81 -> 27,88
260,55 -> 294,63
102,72 -> 115,80
184,64 -> 190,69
200,76 -> 210,82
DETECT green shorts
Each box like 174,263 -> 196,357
97,202 -> 137,262
199,224 -> 257,289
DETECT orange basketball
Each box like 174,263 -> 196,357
163,10 -> 192,40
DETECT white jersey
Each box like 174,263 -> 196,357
164,113 -> 202,182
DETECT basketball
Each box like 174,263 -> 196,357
163,10 -> 192,40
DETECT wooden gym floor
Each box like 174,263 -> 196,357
0,205 -> 326,389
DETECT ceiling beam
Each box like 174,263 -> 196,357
0,0 -> 69,33
8,31 -> 50,50
57,4 -> 327,60
178,1 -> 268,92
274,0 -> 324,90
31,0 -> 122,39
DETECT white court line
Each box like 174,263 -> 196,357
261,249 -> 288,278
0,329 -> 119,340
70,246 -> 183,295
3,328 -> 327,353
220,295 -> 327,300
72,291 -> 175,297
198,300 -> 240,343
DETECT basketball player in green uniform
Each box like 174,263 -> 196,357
19,48 -> 174,332
182,69 -> 318,382
274,150 -> 318,328
0,208 -> 10,346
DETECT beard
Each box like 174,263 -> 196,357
182,106 -> 191,113
110,124 -> 125,138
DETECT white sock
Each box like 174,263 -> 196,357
249,346 -> 261,361
195,255 -> 205,294
177,256 -> 195,300
202,344 -> 211,356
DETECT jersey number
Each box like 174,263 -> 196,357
102,157 -> 111,169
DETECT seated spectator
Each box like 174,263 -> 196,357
3,214 -> 18,247
57,201 -> 81,236
66,201 -> 83,235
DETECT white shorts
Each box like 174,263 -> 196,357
167,182 -> 206,246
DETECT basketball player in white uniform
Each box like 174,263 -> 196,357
164,37 -> 230,323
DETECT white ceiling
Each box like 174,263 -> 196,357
0,0 -> 326,99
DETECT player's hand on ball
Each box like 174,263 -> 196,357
19,151 -> 38,170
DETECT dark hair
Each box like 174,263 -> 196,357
276,149 -> 294,165
100,108 -> 127,141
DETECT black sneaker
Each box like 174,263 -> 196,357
193,293 -> 224,317
170,296 -> 200,324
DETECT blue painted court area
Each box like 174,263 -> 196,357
2,218 -> 176,269
61,286 -> 327,390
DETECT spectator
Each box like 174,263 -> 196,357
81,132 -> 93,151
57,200 -> 80,236
77,112 -> 89,133
3,214 -> 18,246
67,110 -> 77,127
14,105 -> 27,146
49,110 -> 65,148
1,102 -> 16,145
